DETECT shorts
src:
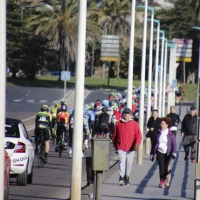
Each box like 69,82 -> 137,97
35,123 -> 50,141
98,123 -> 109,134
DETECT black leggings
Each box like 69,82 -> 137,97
156,151 -> 172,181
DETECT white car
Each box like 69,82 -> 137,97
5,118 -> 34,186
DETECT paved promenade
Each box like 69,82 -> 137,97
81,105 -> 196,200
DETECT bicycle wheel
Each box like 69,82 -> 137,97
58,140 -> 63,158
38,143 -> 44,168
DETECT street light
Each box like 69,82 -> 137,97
158,30 -> 165,117
162,38 -> 168,117
153,20 -> 160,110
192,26 -> 200,200
70,0 -> 87,199
127,0 -> 136,109
167,43 -> 175,114
0,0 -> 6,199
139,6 -> 154,155
136,0 -> 148,165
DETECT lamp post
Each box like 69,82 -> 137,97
166,43 -> 175,114
139,7 -> 154,155
162,38 -> 168,116
127,0 -> 136,109
158,30 -> 165,117
153,20 -> 160,110
136,0 -> 148,165
0,0 -> 6,199
70,0 -> 87,199
192,26 -> 200,200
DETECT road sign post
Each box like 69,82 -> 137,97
101,35 -> 119,84
61,71 -> 71,97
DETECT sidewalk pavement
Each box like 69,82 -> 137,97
81,105 -> 196,200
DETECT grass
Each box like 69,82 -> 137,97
7,75 -> 197,101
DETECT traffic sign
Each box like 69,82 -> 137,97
101,48 -> 119,53
176,57 -> 192,62
101,52 -> 119,57
101,43 -> 119,48
172,79 -> 177,89
165,83 -> 174,93
61,71 -> 71,81
102,39 -> 119,44
100,57 -> 119,61
172,39 -> 193,44
176,52 -> 192,57
102,35 -> 119,39
173,38 -> 193,60
176,44 -> 192,48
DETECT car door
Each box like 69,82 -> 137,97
20,123 -> 34,171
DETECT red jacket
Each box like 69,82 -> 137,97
112,119 -> 142,151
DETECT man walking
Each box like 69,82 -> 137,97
166,106 -> 180,137
181,105 -> 197,163
112,108 -> 142,186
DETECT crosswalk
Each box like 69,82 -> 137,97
12,99 -> 60,103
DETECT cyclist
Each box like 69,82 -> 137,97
102,97 -> 110,108
68,109 -> 74,158
55,105 -> 70,152
97,107 -> 111,138
34,105 -> 52,163
51,103 -> 59,138
94,99 -> 101,110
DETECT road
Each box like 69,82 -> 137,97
9,88 -> 110,200
6,86 -> 70,120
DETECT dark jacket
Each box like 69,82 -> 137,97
147,116 -> 161,136
150,129 -> 177,156
181,114 -> 197,135
166,113 -> 180,127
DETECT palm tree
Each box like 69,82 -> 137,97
24,0 -> 98,75
90,0 -> 131,36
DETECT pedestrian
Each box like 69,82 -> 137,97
181,105 -> 197,163
147,109 -> 161,143
166,106 -> 180,137
112,108 -> 142,186
150,117 -> 177,188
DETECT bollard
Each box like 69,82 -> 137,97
145,138 -> 151,154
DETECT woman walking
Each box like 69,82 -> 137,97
150,117 -> 177,188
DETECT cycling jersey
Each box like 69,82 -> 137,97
35,111 -> 52,126
51,107 -> 58,118
57,111 -> 70,124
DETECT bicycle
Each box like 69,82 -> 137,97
37,131 -> 46,168
57,125 -> 67,158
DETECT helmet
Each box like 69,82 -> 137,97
102,107 -> 107,113
60,101 -> 65,106
41,105 -> 49,112
62,105 -> 67,111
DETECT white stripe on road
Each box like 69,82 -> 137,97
27,100 -> 34,103
13,99 -> 21,102
40,100 -> 47,103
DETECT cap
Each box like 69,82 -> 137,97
122,108 -> 132,114
190,105 -> 196,111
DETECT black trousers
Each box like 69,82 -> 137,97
156,151 -> 172,181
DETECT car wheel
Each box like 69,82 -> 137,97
27,166 -> 33,184
17,166 -> 28,186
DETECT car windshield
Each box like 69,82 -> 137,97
5,122 -> 20,138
